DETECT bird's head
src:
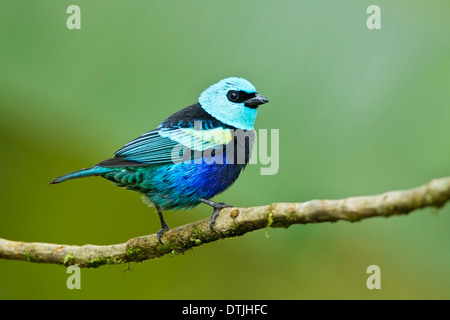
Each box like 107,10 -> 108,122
198,77 -> 269,130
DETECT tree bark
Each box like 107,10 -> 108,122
1,177 -> 449,268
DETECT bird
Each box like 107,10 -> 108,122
50,77 -> 269,243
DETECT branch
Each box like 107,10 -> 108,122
1,177 -> 450,268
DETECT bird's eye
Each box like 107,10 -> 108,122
227,90 -> 239,102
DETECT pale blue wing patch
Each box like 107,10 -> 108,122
114,127 -> 233,165
160,127 -> 232,151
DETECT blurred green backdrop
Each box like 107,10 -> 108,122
1,0 -> 450,299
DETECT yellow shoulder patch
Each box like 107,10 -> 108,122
181,127 -> 232,146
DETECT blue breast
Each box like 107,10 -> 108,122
143,162 -> 246,210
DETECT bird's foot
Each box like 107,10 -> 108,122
200,199 -> 233,232
157,225 -> 170,245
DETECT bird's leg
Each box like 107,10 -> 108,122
200,199 -> 233,232
156,206 -> 170,244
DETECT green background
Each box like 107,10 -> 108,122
1,1 -> 449,299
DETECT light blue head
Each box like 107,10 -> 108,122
198,77 -> 269,130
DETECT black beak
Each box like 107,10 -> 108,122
244,94 -> 269,108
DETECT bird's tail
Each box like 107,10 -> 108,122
49,166 -> 113,184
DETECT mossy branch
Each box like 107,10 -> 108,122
1,177 -> 450,268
